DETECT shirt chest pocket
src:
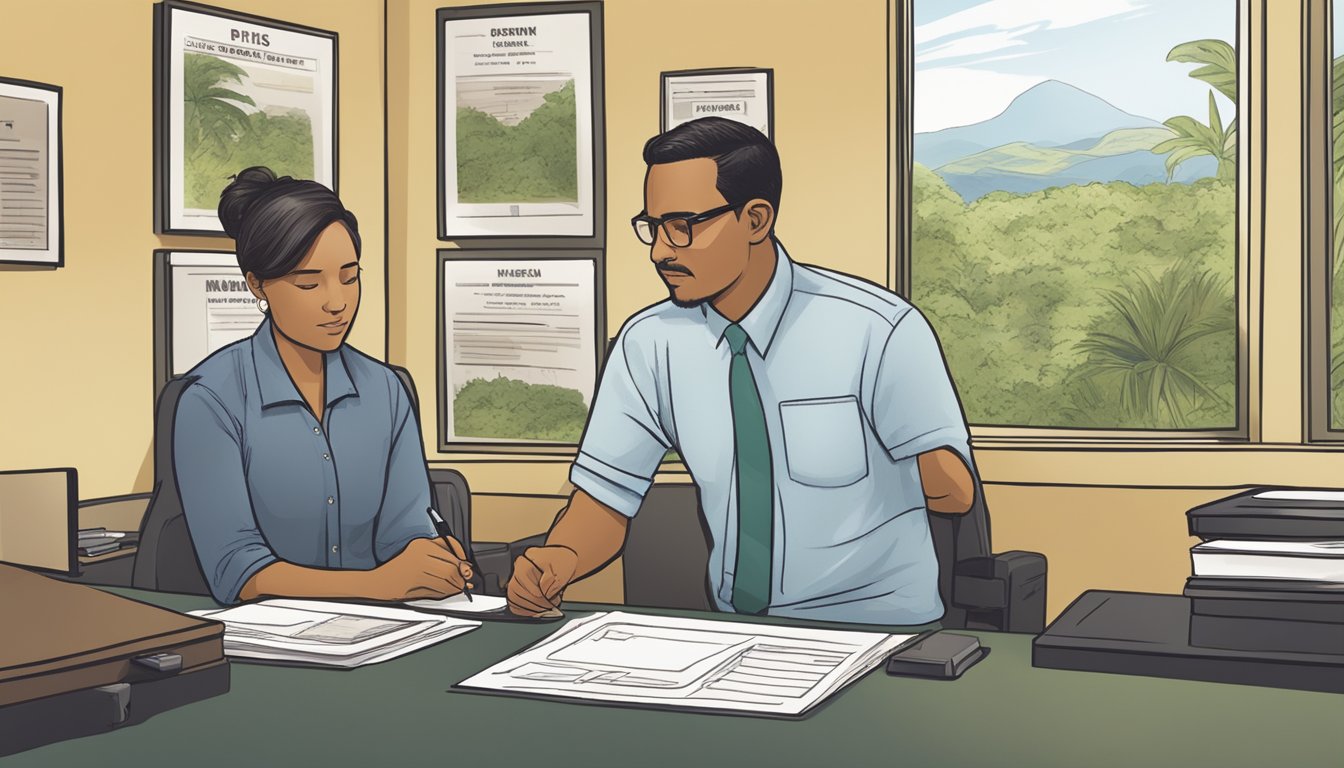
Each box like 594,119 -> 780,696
778,396 -> 870,488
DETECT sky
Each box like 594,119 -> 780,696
914,0 -> 1238,134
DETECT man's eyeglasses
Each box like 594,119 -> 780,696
631,202 -> 745,247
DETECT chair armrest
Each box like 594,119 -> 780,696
952,550 -> 1047,633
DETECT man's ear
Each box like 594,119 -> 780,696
245,271 -> 267,302
744,199 -> 775,245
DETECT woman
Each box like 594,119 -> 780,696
175,166 -> 472,605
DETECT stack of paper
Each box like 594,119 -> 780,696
1192,539 -> 1344,581
189,599 -> 481,668
77,528 -> 133,557
456,611 -> 918,717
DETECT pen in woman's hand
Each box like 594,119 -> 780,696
427,506 -> 475,602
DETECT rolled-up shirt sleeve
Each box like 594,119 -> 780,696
372,377 -> 436,562
174,384 -> 277,605
570,327 -> 672,517
870,309 -> 973,466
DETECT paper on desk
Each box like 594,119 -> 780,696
1254,489 -> 1344,502
455,611 -> 916,717
191,599 -> 481,668
405,593 -> 509,613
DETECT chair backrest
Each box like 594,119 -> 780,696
621,483 -> 714,611
927,455 -> 992,629
428,468 -> 472,550
391,364 -> 419,417
132,375 -> 211,595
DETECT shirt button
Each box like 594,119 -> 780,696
331,545 -> 339,554
327,496 -> 335,505
313,427 -> 320,434
322,453 -> 330,461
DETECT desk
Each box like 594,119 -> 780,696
6,588 -> 1342,768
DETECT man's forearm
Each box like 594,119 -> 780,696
544,489 -> 630,579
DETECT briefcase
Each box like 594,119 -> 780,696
0,564 -> 229,756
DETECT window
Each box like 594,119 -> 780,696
1322,0 -> 1344,434
907,1 -> 1242,433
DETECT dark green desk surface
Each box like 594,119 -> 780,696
7,588 -> 1343,768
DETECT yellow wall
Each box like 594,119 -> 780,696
0,0 -> 387,500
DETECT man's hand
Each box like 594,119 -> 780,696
507,545 -> 579,615
365,537 -> 474,601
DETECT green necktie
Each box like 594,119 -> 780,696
724,323 -> 773,615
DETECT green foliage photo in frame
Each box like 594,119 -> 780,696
155,0 -> 337,236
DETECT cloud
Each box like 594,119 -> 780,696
915,0 -> 1147,67
916,26 -> 1038,65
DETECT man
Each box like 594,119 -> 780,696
507,117 -> 975,625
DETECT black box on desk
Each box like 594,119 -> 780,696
1187,488 -> 1344,540
1185,577 -> 1344,623
1032,591 -> 1344,693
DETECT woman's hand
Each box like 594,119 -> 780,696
365,537 -> 474,601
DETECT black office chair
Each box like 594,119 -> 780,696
620,468 -> 1047,633
930,465 -> 1047,632
132,374 -> 211,595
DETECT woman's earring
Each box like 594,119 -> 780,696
257,297 -> 269,314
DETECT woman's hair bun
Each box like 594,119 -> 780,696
219,166 -> 286,239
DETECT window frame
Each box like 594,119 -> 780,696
890,0 -> 1258,442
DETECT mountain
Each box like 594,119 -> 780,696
931,127 -> 1218,202
914,80 -> 1163,170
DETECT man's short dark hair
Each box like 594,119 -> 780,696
642,117 -> 782,216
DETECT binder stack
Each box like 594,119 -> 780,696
1185,488 -> 1344,656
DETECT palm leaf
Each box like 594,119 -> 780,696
1167,39 -> 1237,102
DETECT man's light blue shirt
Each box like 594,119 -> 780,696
571,243 -> 973,624
173,317 -> 436,604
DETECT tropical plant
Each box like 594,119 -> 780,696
1168,39 -> 1237,101
1153,92 -> 1236,181
1153,39 -> 1238,181
183,53 -> 254,161
1069,264 -> 1233,428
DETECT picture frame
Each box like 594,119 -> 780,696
437,248 -> 606,452
436,2 -> 605,247
661,67 -> 774,140
0,77 -> 63,267
154,0 -> 338,236
153,249 -> 261,400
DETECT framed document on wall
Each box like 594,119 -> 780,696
436,2 -> 605,247
0,77 -> 62,267
437,249 -> 604,451
153,250 -> 264,395
661,67 -> 773,139
154,0 -> 338,236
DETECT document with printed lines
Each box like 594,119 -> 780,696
455,611 -> 919,717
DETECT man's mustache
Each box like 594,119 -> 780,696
657,261 -> 693,276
